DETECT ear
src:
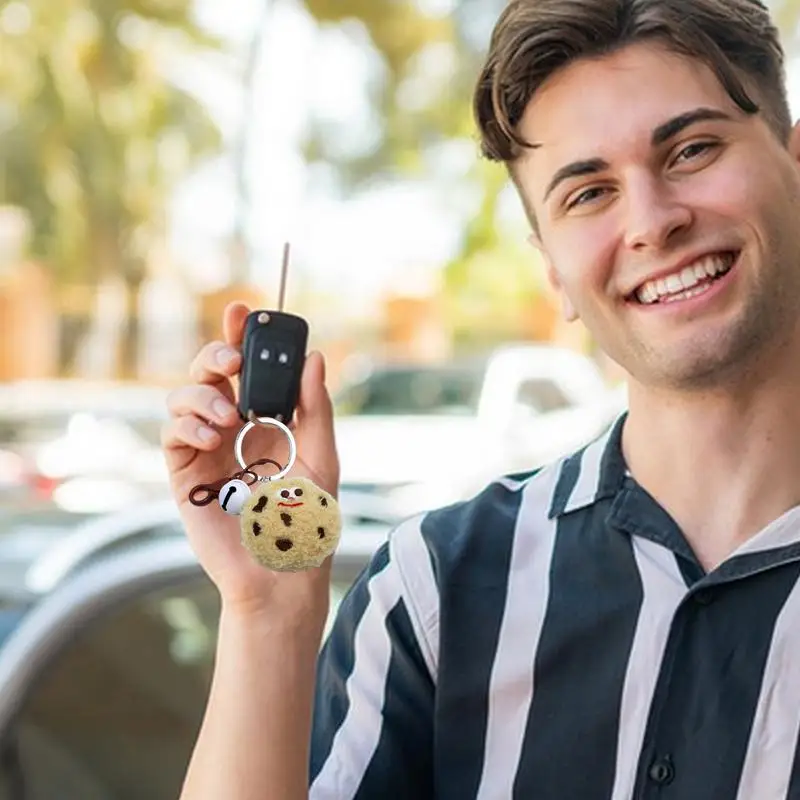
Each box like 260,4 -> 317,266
526,233 -> 579,323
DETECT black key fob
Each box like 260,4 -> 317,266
238,310 -> 309,423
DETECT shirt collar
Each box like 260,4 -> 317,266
548,412 -> 628,519
548,411 -> 800,581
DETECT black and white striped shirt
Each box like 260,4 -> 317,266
310,414 -> 800,799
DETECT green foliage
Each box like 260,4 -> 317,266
302,0 -> 459,182
298,0 -> 542,338
0,0 -> 223,288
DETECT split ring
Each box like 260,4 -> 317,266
234,417 -> 297,481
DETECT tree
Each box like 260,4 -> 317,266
0,0 -> 224,376
774,0 -> 800,51
299,0 -> 541,346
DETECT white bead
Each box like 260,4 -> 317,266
218,479 -> 251,515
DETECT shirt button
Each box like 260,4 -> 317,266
694,589 -> 715,606
649,756 -> 675,785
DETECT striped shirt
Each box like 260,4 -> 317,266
309,414 -> 800,799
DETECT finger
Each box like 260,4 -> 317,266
167,384 -> 240,428
189,340 -> 242,390
161,414 -> 221,456
223,302 -> 252,349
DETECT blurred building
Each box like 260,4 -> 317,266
0,207 -> 58,380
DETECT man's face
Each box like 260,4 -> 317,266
514,42 -> 800,390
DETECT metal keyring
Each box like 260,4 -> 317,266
234,417 -> 297,481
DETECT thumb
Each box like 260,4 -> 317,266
297,351 -> 334,433
295,351 -> 339,495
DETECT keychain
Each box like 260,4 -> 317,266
189,245 -> 340,573
190,417 -> 341,572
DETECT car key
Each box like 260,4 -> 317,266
237,243 -> 309,423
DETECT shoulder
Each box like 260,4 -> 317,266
389,418 -> 621,590
384,460 -> 559,600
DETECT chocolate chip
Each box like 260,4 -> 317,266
276,539 -> 293,551
280,513 -> 292,527
318,527 -> 326,539
319,496 -> 328,507
252,522 -> 262,537
253,496 -> 268,513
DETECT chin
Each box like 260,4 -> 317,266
637,337 -> 766,391
621,292 -> 787,391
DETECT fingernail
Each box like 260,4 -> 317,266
212,398 -> 235,419
197,425 -> 216,441
216,346 -> 239,365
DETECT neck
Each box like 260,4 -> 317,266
623,339 -> 800,571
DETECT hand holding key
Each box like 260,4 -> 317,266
161,300 -> 340,615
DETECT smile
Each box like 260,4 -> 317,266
278,502 -> 303,508
633,251 -> 738,305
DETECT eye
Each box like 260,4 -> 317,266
294,488 -> 303,498
566,186 -> 608,210
280,489 -> 291,499
673,140 -> 718,165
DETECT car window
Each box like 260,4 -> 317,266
335,365 -> 484,416
515,378 -> 573,414
0,575 -> 354,800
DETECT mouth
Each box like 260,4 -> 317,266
629,251 -> 739,307
278,502 -> 303,508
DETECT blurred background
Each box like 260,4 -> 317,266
0,0 -> 797,797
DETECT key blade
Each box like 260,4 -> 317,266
278,242 -> 291,312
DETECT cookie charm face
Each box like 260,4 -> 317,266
239,477 -> 341,572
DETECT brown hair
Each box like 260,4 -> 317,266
474,0 -> 791,163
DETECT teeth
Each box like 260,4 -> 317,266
665,274 -> 682,293
662,283 -> 713,303
679,266 -> 698,290
635,253 -> 733,305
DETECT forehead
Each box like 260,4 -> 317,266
518,43 -> 740,171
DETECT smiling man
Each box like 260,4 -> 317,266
171,1 -> 800,799
309,1 -> 800,797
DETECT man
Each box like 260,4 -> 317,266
165,0 -> 800,797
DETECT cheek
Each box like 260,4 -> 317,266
546,216 -> 620,301
686,161 -> 754,219
689,147 -> 795,236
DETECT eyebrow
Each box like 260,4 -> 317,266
543,158 -> 609,203
651,106 -> 733,147
542,106 -> 733,203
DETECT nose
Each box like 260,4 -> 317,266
276,539 -> 293,552
623,177 -> 693,252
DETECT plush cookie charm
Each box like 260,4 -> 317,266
239,476 -> 341,572
188,417 -> 341,572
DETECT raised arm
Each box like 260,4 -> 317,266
162,301 -> 339,800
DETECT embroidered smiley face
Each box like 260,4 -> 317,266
239,476 -> 341,572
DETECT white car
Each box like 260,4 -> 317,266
333,344 -> 624,522
0,499 -> 387,800
0,380 -> 170,513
